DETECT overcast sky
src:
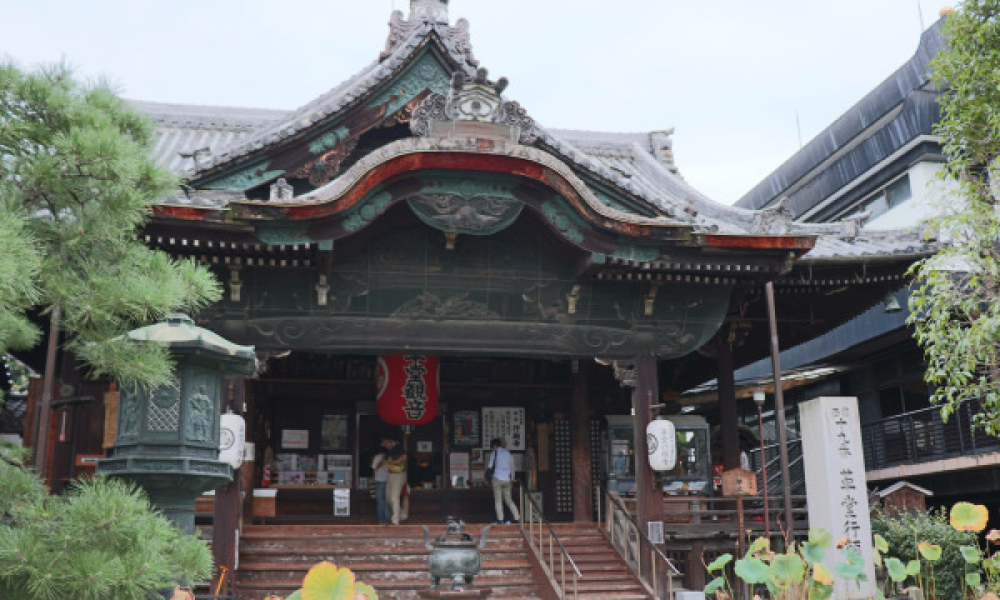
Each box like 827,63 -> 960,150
4,0 -> 953,204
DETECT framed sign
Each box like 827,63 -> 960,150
321,415 -> 349,450
482,407 -> 526,451
449,452 -> 471,488
453,410 -> 480,447
281,429 -> 309,450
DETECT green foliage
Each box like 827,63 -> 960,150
908,0 -> 1000,433
0,61 -> 221,392
871,509 -> 977,600
0,444 -> 212,599
704,529 -> 865,600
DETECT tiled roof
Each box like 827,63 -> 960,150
130,6 -> 938,264
130,100 -> 287,173
805,231 -> 937,263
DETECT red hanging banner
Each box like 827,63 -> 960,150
376,355 -> 440,426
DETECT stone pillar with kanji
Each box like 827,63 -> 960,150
800,397 -> 876,600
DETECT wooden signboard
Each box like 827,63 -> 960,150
102,390 -> 119,450
722,468 -> 758,496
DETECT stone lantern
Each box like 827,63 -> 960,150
97,313 -> 256,533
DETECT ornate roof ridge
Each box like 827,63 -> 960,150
246,136 -> 686,230
187,14 -> 478,177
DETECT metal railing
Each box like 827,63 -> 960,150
605,492 -> 681,600
862,401 -> 1000,471
747,438 -> 806,496
518,487 -> 583,600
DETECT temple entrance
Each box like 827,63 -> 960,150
243,352 -> 632,524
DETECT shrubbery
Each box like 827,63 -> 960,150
871,509 -> 978,600
0,443 -> 213,600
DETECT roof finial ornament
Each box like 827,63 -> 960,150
410,0 -> 449,24
410,69 -> 536,144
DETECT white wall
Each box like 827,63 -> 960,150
866,161 -> 959,230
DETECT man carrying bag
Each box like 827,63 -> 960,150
488,438 -> 520,524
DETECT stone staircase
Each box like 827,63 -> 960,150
546,523 -> 654,600
234,523 -> 539,600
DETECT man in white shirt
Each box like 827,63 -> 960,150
372,437 -> 392,524
489,437 -> 520,524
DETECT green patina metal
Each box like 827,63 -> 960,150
200,225 -> 732,359
256,221 -> 314,245
585,179 -> 659,219
97,314 -> 256,534
407,173 -> 525,236
200,159 -> 285,192
541,200 -> 588,244
593,189 -> 636,215
414,172 -> 520,200
343,191 -> 393,232
368,52 -> 451,115
308,126 -> 351,155
611,244 -> 661,262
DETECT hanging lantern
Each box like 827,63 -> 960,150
647,417 -> 677,471
219,412 -> 246,470
377,355 -> 440,426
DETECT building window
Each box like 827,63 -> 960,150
848,174 -> 913,220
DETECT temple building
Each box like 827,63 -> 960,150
19,1 -> 946,595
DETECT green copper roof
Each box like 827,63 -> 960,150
126,313 -> 256,362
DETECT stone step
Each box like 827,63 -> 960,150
239,544 -> 526,558
235,522 -> 540,600
238,559 -> 531,572
238,566 -> 533,582
576,594 -> 649,600
242,524 -> 517,538
236,576 -> 537,596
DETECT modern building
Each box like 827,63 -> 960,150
733,15 -> 1000,512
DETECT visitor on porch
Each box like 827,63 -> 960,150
372,437 -> 392,524
489,437 -> 520,524
386,438 -> 408,525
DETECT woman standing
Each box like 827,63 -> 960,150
386,439 -> 408,525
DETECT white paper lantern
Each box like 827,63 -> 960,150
219,412 -> 246,470
647,417 -> 677,471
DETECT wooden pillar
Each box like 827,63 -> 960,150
212,378 -> 246,591
716,340 -> 741,470
632,355 -> 661,540
571,360 -> 593,522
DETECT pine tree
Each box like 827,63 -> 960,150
0,62 -> 221,394
0,443 -> 213,599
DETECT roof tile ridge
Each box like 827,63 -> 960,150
619,139 -> 758,234
188,20 -> 439,176
128,98 -> 290,115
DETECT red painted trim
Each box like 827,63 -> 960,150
702,234 -> 816,250
152,151 -> 817,250
154,205 -> 218,220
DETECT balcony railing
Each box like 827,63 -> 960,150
862,402 -> 1000,471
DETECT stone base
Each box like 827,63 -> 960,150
418,588 -> 492,600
